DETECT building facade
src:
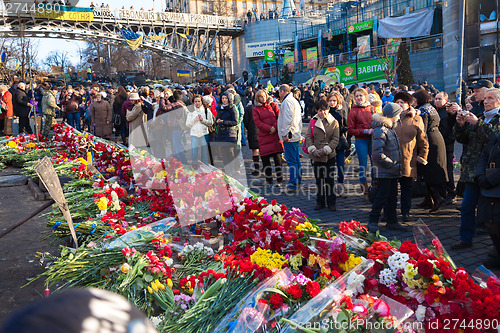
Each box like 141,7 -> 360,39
166,0 -> 328,18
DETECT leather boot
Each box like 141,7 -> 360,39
416,196 -> 433,209
429,187 -> 445,213
360,182 -> 369,201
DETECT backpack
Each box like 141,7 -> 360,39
302,118 -> 316,154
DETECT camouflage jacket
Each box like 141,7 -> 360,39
453,114 -> 500,183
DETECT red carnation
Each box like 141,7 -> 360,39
306,281 -> 321,298
417,260 -> 434,278
286,284 -> 303,299
268,294 -> 284,309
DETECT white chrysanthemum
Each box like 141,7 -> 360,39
387,252 -> 410,272
379,268 -> 398,287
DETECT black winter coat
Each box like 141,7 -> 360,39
215,104 -> 238,143
476,133 -> 500,224
13,88 -> 31,118
330,106 -> 348,152
419,104 -> 448,185
437,106 -> 456,150
243,103 -> 259,149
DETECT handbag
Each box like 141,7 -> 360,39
411,176 -> 428,198
302,118 -> 316,154
481,166 -> 500,198
337,135 -> 349,152
205,108 -> 216,133
113,112 -> 121,126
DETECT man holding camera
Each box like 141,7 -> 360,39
451,88 -> 500,250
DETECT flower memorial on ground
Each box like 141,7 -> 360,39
1,125 -> 500,332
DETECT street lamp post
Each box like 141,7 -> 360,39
353,47 -> 359,85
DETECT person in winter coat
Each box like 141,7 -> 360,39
89,92 -> 112,138
414,89 -> 448,213
253,89 -> 283,185
0,85 -> 13,135
113,86 -> 128,143
278,84 -> 303,192
243,97 -> 260,176
125,92 -> 148,148
305,99 -> 340,211
66,93 -> 81,130
13,82 -> 34,134
327,91 -> 348,196
227,87 -> 245,150
186,95 -> 213,164
394,91 -> 429,221
435,91 -> 457,203
347,87 -> 373,200
368,103 -> 405,233
452,88 -> 500,250
476,130 -> 500,269
215,91 -> 239,175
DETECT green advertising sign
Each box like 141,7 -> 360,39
347,20 -> 373,34
323,57 -> 393,85
264,50 -> 275,62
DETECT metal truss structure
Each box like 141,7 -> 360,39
0,6 -> 244,68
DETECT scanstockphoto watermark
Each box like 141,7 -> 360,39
290,318 -> 424,331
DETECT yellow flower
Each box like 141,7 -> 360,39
250,248 -> 287,270
147,286 -> 153,294
166,278 -> 173,289
97,197 -> 108,211
26,142 -> 36,148
151,281 -> 159,292
120,263 -> 132,273
339,254 -> 362,272
6,141 -> 17,148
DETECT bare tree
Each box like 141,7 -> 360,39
43,50 -> 72,72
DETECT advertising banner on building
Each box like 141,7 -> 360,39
284,52 -> 295,71
387,38 -> 401,54
306,47 -> 318,69
347,20 -> 373,34
357,36 -> 371,59
245,40 -> 288,58
322,57 -> 393,85
264,50 -> 275,62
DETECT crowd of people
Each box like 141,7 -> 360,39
1,76 -> 500,269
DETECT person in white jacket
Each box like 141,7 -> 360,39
277,84 -> 303,192
186,95 -> 213,164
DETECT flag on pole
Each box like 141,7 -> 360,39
121,28 -> 143,51
15,58 -> 20,70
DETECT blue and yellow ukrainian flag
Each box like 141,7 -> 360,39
121,28 -> 143,51
15,58 -> 20,70
0,52 -> 6,66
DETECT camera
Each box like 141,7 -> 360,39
460,110 -> 469,116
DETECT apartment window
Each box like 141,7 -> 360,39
232,1 -> 237,10
253,2 -> 257,10
242,2 -> 246,9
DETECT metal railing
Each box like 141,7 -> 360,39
294,0 -> 436,41
0,3 -> 244,28
289,33 -> 442,73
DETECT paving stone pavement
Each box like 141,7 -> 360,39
238,131 -> 492,273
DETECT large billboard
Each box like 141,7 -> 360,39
323,57 -> 393,85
